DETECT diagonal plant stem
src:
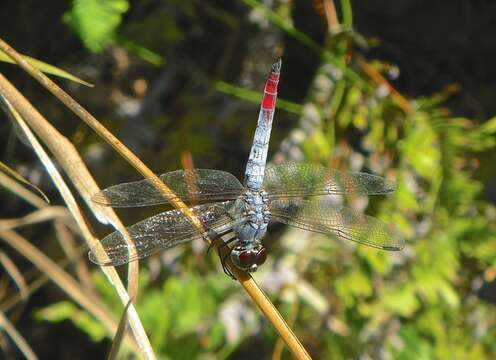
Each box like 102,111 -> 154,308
230,266 -> 311,360
0,251 -> 29,302
0,309 -> 38,360
0,37 -> 312,360
107,300 -> 133,360
356,56 -> 412,113
323,0 -> 340,32
0,245 -> 87,313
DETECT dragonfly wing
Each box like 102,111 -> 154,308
93,169 -> 244,207
263,163 -> 395,198
89,201 -> 237,266
269,198 -> 404,251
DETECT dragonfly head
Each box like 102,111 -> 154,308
230,244 -> 267,272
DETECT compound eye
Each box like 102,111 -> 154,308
238,250 -> 257,267
255,247 -> 267,265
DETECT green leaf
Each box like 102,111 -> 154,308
139,291 -> 171,349
399,114 -> 441,179
0,50 -> 93,86
382,284 -> 420,317
395,175 -> 419,211
334,269 -> 373,306
64,0 -> 129,53
35,301 -> 107,342
301,129 -> 332,161
352,105 -> 368,130
163,276 -> 211,336
115,35 -> 164,66
397,326 -> 434,360
358,246 -> 391,274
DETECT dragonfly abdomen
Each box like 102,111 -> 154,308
244,59 -> 281,190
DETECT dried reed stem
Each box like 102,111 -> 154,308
0,74 -> 154,359
323,0 -> 340,32
0,309 -> 37,360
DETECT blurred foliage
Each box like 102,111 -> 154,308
37,271 -> 248,359
35,301 -> 108,343
64,0 -> 129,53
2,0 -> 496,359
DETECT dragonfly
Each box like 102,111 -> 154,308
89,59 -> 404,275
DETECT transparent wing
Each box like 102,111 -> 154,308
269,198 -> 404,251
89,201 -> 237,266
263,163 -> 395,199
93,169 -> 244,207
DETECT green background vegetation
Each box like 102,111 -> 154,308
1,0 -> 496,359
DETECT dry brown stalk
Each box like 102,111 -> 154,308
0,75 -> 153,359
0,309 -> 37,360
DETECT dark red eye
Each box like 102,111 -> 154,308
255,247 -> 267,265
238,250 -> 257,266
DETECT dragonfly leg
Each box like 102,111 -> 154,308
205,227 -> 232,253
217,236 -> 238,280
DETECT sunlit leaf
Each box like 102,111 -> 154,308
64,0 -> 129,53
334,269 -> 373,306
0,160 -> 49,203
0,50 -> 93,86
382,284 -> 420,317
35,302 -> 107,342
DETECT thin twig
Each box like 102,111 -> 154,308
107,300 -> 133,360
323,0 -> 340,32
356,56 -> 413,113
230,265 -> 311,359
0,251 -> 29,302
0,245 -> 87,313
0,309 -> 38,360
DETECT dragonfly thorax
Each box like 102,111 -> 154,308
232,190 -> 270,240
229,190 -> 270,272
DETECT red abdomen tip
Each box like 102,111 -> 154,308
261,58 -> 281,110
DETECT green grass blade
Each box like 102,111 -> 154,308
0,50 -> 93,87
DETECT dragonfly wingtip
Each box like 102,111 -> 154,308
383,244 -> 404,251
